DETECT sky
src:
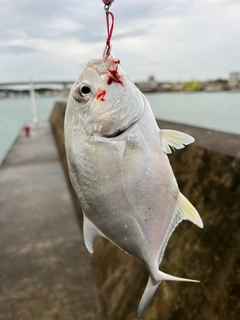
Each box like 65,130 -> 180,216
0,0 -> 240,83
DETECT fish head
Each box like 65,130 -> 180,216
66,56 -> 145,138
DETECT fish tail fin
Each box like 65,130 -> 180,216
159,270 -> 200,283
137,271 -> 199,317
137,276 -> 160,318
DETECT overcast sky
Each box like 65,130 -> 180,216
0,0 -> 239,83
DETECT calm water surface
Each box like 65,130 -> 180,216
145,92 -> 240,134
0,92 -> 239,164
0,96 -> 66,164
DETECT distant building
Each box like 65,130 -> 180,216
171,82 -> 184,92
229,72 -> 240,89
157,82 -> 172,92
135,76 -> 158,92
203,79 -> 228,92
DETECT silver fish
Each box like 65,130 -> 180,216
64,56 -> 203,317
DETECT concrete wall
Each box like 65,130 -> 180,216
50,101 -> 240,320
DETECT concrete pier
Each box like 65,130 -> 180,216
1,100 -> 239,320
50,101 -> 240,320
0,122 -> 106,319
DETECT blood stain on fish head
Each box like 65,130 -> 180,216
95,87 -> 106,101
107,69 -> 124,86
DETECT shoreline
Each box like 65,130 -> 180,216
0,90 -> 240,100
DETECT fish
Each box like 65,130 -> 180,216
64,56 -> 203,317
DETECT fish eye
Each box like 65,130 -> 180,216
74,84 -> 92,102
80,85 -> 91,95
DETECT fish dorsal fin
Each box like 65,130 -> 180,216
157,193 -> 203,266
83,214 -> 105,254
177,193 -> 203,228
160,129 -> 195,154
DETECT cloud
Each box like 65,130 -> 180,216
0,45 -> 40,55
0,0 -> 239,81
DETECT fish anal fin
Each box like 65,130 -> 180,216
177,193 -> 203,228
137,276 -> 160,318
83,214 -> 105,254
160,129 -> 195,154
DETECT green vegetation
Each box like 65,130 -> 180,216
183,81 -> 202,92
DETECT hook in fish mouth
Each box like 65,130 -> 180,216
102,121 -> 136,139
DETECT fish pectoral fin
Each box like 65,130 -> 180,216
177,193 -> 203,228
83,214 -> 105,254
160,129 -> 195,154
137,276 -> 160,318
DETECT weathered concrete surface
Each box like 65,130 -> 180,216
50,101 -> 240,320
0,122 -> 106,320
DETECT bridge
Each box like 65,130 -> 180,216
0,81 -> 75,96
0,81 -> 74,86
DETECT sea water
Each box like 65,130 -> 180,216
0,92 -> 239,164
0,96 -> 66,164
146,92 -> 240,134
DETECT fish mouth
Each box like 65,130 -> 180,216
102,121 -> 137,139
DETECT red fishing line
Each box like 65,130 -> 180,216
105,11 -> 114,57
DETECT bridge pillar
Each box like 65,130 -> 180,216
29,81 -> 38,124
63,83 -> 69,97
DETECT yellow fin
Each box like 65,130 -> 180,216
177,193 -> 203,228
160,129 -> 195,154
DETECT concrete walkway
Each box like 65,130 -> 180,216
0,122 -> 106,320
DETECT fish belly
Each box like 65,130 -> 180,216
67,136 -> 151,260
67,125 -> 178,274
